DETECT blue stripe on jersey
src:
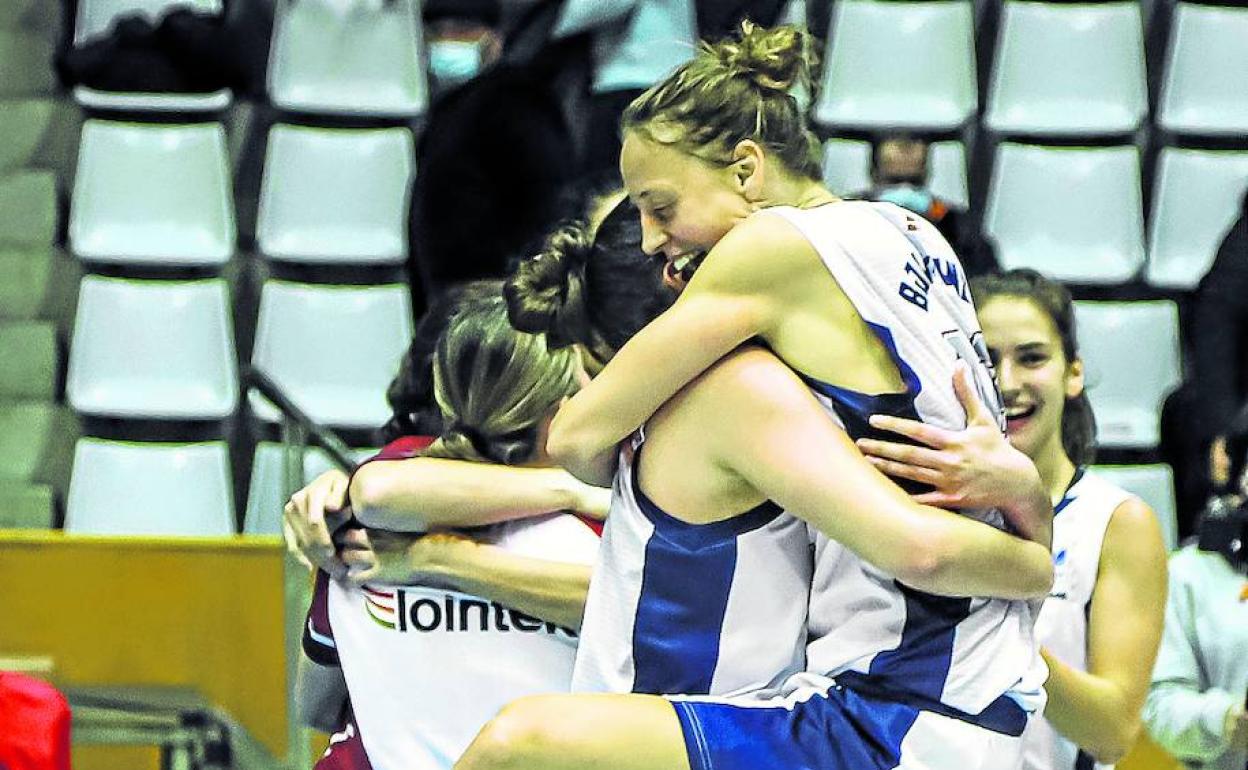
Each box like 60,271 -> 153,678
1054,467 -> 1087,516
860,582 -> 974,699
629,447 -> 784,694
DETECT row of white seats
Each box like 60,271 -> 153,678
65,437 -> 1182,550
823,139 -> 1248,289
64,274 -> 1181,451
72,0 -> 1248,139
64,438 -> 373,536
70,120 -> 415,265
68,276 -> 413,428
817,0 -> 1247,136
72,0 -> 428,116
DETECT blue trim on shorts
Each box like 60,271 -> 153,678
835,672 -> 1028,737
672,684 -> 922,770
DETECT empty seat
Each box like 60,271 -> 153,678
67,276 -> 237,419
0,402 -> 76,489
985,1 -> 1146,136
821,138 -> 873,197
0,170 -> 57,247
267,0 -> 428,118
257,125 -> 414,264
1090,464 -> 1179,551
984,143 -> 1145,283
1157,3 -> 1248,136
0,99 -> 56,173
1075,301 -> 1181,450
927,141 -> 969,210
250,281 -> 412,429
0,31 -> 57,96
0,249 -> 55,321
0,481 -> 55,529
1147,148 -> 1248,290
0,321 -> 57,400
813,0 -> 976,131
65,438 -> 234,536
244,442 -> 375,535
70,120 -> 235,265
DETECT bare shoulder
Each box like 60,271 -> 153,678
693,345 -> 812,410
1102,495 -> 1168,570
690,210 -> 820,292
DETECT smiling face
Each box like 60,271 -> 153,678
979,295 -> 1085,464
620,131 -> 755,278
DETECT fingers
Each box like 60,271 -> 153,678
857,437 -> 950,470
911,490 -> 964,509
866,414 -> 951,449
863,455 -> 944,487
282,519 -> 314,571
952,362 -> 991,426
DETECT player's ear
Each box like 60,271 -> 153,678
730,140 -> 764,200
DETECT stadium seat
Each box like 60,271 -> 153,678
1090,464 -> 1179,551
71,0 -> 232,111
1147,148 -> 1248,290
0,31 -> 57,96
65,438 -> 234,536
821,139 -> 872,197
257,125 -> 414,264
984,143 -> 1145,283
266,0 -> 428,118
984,1 -> 1146,136
0,249 -> 54,321
0,402 -> 75,488
70,120 -> 235,265
0,320 -> 57,400
244,442 -> 375,535
1075,301 -> 1181,450
813,0 -> 976,131
0,99 -> 55,173
250,281 -> 412,429
0,170 -> 56,247
927,141 -> 969,211
1157,3 -> 1248,137
67,276 -> 237,420
0,480 -> 55,529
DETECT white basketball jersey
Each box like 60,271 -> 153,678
769,202 -> 1047,728
314,513 -> 600,770
571,435 -> 814,698
1023,470 -> 1132,770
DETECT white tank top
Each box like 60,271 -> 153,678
1023,469 -> 1132,770
307,513 -> 601,770
571,432 -> 814,698
768,202 -> 1047,733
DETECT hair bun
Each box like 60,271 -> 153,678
713,21 -> 813,94
505,222 -> 594,348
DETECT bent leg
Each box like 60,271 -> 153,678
455,693 -> 691,770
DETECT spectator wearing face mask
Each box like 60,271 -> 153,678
408,0 -> 582,315
865,135 -> 996,277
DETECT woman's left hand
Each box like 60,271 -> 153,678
856,364 -> 1041,514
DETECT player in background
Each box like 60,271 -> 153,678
858,269 -> 1168,768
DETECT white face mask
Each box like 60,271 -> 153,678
429,39 -> 483,89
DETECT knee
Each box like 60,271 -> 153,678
456,695 -> 568,770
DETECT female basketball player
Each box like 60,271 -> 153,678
857,269 -> 1168,768
299,292 -> 604,770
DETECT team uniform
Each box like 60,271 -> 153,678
574,201 -> 1047,770
1022,469 -> 1133,770
304,438 -> 602,770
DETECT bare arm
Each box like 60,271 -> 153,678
713,350 -> 1053,598
339,529 -> 592,631
349,457 -> 610,532
1041,498 -> 1168,764
548,220 -> 777,481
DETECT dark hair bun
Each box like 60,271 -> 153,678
713,21 -> 812,93
505,223 -> 594,349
